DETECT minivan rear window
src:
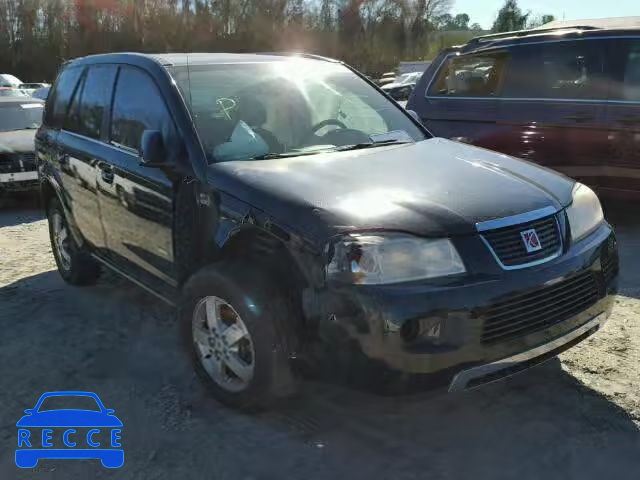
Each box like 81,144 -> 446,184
428,53 -> 508,97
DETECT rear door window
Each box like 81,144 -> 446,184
609,39 -> 640,101
63,65 -> 117,139
504,40 -> 606,100
77,66 -> 118,139
428,53 -> 508,97
46,66 -> 83,128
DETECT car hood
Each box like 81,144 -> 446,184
16,410 -> 123,427
209,138 -> 574,241
0,129 -> 36,153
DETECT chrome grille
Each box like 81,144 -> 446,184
0,152 -> 36,173
19,152 -> 36,168
481,271 -> 599,344
481,215 -> 561,268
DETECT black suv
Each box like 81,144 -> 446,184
38,53 -> 618,410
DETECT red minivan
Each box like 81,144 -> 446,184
407,24 -> 640,202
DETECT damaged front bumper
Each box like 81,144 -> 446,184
305,223 -> 618,392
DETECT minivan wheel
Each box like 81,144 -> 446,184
47,198 -> 100,285
180,262 -> 297,411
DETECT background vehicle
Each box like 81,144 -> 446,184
0,97 -> 43,193
38,52 -> 617,412
0,87 -> 30,98
408,21 -> 640,202
382,72 -> 422,101
32,86 -> 51,100
18,82 -> 50,96
0,73 -> 22,87
376,71 -> 396,86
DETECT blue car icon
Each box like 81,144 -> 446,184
16,391 -> 123,468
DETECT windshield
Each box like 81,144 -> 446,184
169,59 -> 426,162
0,103 -> 43,131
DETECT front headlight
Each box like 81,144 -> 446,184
566,183 -> 604,243
326,233 -> 466,284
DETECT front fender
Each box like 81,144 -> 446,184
212,193 -> 324,290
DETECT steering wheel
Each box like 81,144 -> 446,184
310,119 -> 348,135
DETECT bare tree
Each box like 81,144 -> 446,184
0,0 -> 482,80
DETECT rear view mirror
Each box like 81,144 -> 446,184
140,130 -> 167,167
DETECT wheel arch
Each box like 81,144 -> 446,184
217,225 -> 317,291
40,177 -> 85,248
203,223 -> 325,348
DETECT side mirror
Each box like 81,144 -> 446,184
140,130 -> 167,167
24,409 -> 34,414
105,409 -> 115,415
406,109 -> 421,124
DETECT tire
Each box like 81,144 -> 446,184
179,261 -> 297,411
47,197 -> 101,285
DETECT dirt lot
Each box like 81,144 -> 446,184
0,196 -> 639,479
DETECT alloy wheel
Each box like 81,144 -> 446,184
51,210 -> 72,271
192,296 -> 255,392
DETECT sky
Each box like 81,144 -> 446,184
451,0 -> 639,30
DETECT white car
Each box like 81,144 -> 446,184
0,73 -> 23,88
0,97 -> 44,193
382,72 -> 422,101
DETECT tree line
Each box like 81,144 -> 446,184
0,0 -> 553,82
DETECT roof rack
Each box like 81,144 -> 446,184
466,25 -> 600,47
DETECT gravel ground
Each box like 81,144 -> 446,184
0,196 -> 638,479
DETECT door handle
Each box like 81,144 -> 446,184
98,163 -> 114,184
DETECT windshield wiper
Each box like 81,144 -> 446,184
335,139 -> 413,152
249,139 -> 412,160
249,150 -> 331,160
